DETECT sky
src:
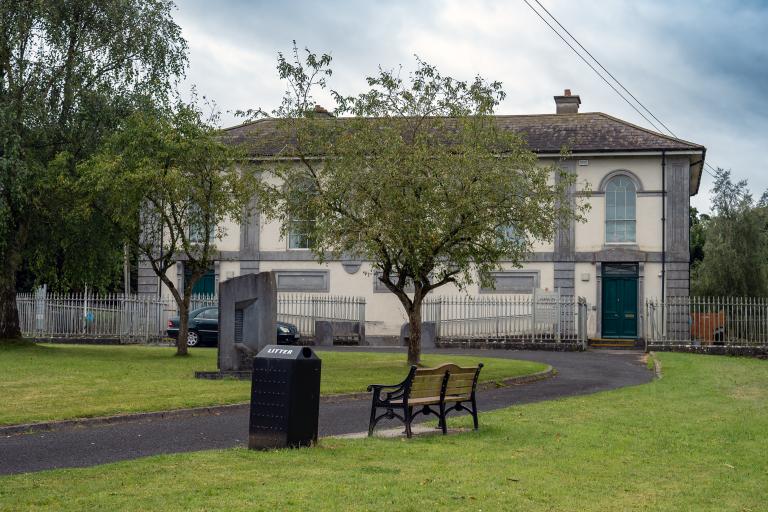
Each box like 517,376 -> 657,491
174,0 -> 768,212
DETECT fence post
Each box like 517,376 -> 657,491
82,285 -> 89,335
311,297 -> 317,334
360,297 -> 366,334
556,292 -> 562,343
34,285 -> 47,335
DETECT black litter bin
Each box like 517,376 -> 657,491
249,345 -> 321,450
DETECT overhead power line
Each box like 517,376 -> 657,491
518,0 -> 666,134
531,0 -> 677,137
521,0 -> 720,179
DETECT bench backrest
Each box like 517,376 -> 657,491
442,363 -> 483,400
408,366 -> 449,400
410,363 -> 483,402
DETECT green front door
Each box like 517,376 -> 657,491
602,264 -> 638,338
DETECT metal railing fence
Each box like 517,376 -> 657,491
278,294 -> 366,336
16,290 -> 365,342
423,293 -> 587,346
646,296 -> 768,347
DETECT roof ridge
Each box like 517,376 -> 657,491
221,117 -> 273,133
593,112 -> 702,149
222,112 -> 602,130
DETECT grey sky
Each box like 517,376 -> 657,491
175,0 -> 768,212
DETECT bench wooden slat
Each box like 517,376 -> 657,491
410,379 -> 446,390
446,374 -> 476,382
408,389 -> 440,402
445,385 -> 474,394
411,375 -> 445,381
446,381 -> 475,389
391,397 -> 441,406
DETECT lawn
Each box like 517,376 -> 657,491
0,341 -> 545,426
1,353 -> 767,511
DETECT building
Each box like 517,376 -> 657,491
138,91 -> 705,341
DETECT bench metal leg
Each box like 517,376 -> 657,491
404,406 -> 413,438
470,397 -> 479,430
439,401 -> 447,435
368,399 -> 377,437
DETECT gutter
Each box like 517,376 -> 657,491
246,149 -> 706,162
661,150 -> 666,330
692,148 -> 707,196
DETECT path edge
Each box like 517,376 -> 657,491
0,366 -> 554,437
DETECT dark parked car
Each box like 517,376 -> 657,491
167,306 -> 301,347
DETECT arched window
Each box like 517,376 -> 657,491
605,176 -> 636,243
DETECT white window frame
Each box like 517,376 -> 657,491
286,218 -> 314,250
188,210 -> 215,244
604,175 -> 637,245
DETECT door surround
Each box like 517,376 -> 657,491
596,261 -> 644,338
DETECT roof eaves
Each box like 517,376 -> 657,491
593,112 -> 705,150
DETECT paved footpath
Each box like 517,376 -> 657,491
0,348 -> 651,476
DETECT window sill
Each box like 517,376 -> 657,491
603,243 -> 639,249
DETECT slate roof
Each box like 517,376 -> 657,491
222,112 -> 705,157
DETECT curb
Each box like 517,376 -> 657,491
0,366 -> 554,437
649,352 -> 663,380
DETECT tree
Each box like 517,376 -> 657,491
0,0 -> 187,339
689,206 -> 710,267
692,169 -> 768,296
251,46 -> 587,365
81,101 -> 255,356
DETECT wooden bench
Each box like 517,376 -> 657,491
367,363 -> 483,438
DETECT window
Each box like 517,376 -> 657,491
373,271 -> 415,293
274,270 -> 329,292
199,308 -> 218,319
480,271 -> 539,293
499,225 -> 526,248
188,205 -> 215,244
605,176 -> 636,243
287,218 -> 315,249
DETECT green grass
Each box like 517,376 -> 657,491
0,342 -> 545,426
1,353 -> 767,511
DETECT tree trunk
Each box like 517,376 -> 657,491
0,272 -> 21,340
407,305 -> 422,366
176,297 -> 190,357
157,272 -> 191,357
0,246 -> 22,340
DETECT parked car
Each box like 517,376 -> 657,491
167,306 -> 301,347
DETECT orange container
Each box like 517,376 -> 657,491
690,311 -> 725,343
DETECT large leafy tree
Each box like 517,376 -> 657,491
692,169 -> 768,297
82,102 -> 255,356
252,46 -> 587,365
689,206 -> 710,267
0,0 -> 187,339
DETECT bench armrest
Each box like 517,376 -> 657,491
367,366 -> 418,401
367,383 -> 401,393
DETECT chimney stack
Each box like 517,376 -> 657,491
312,104 -> 334,118
554,89 -> 581,114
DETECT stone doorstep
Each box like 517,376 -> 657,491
335,424 -> 472,440
0,366 -> 553,437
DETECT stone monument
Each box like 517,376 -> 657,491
196,271 -> 277,379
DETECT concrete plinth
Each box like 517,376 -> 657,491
399,321 -> 437,348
